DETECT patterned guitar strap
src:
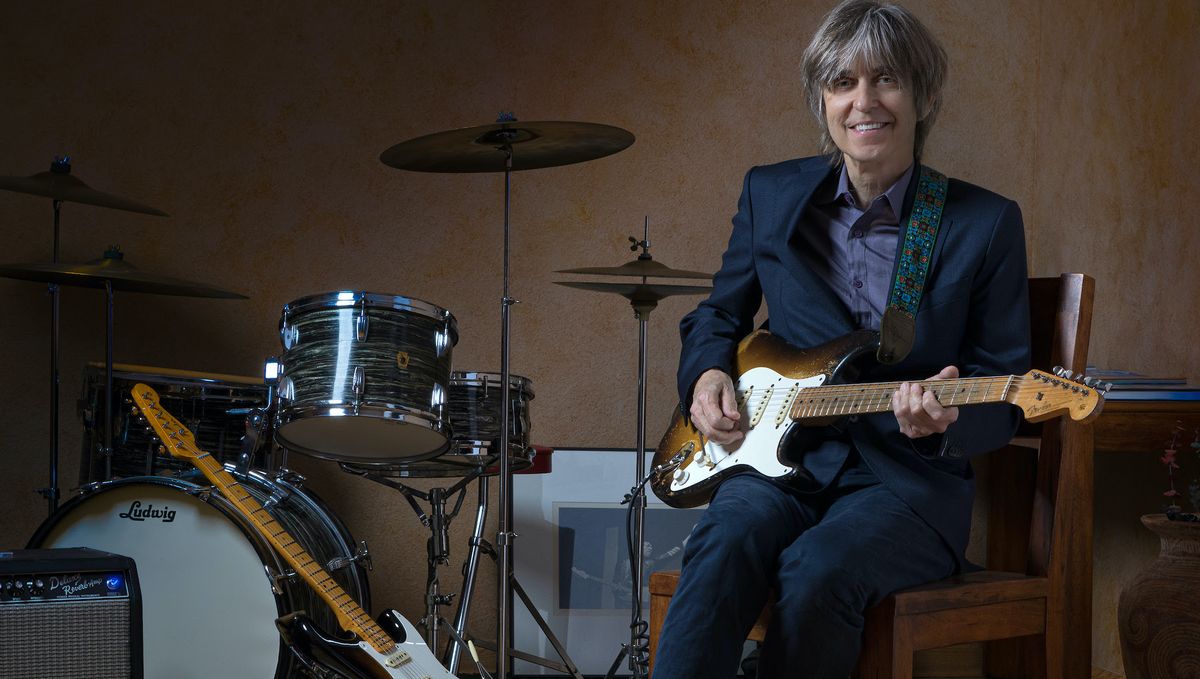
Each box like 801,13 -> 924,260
877,165 -> 949,364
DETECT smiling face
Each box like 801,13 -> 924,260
822,65 -> 919,179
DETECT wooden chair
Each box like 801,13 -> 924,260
648,273 -> 1096,679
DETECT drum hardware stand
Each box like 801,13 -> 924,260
380,115 -> 632,679
554,226 -> 713,678
464,525 -> 586,679
35,157 -> 70,513
339,464 -> 479,655
492,115 -> 520,679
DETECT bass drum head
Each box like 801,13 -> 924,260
28,475 -> 368,679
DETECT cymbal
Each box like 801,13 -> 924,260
0,168 -> 168,216
0,250 -> 246,299
554,280 -> 711,305
556,257 -> 711,280
380,120 -> 635,173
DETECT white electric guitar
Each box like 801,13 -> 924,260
131,383 -> 459,679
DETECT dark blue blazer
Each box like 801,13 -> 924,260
677,155 -> 1031,563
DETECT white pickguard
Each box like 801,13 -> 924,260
362,610 -> 459,679
669,367 -> 827,493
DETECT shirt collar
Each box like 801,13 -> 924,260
829,162 -> 917,219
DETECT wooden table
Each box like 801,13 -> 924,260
1094,398 -> 1200,453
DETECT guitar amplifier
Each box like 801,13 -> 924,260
0,547 -> 142,679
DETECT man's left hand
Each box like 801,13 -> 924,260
892,365 -> 960,439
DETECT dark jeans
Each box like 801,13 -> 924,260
652,458 -> 957,679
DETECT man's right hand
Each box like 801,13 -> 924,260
688,368 -> 744,445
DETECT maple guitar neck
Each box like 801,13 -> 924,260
788,375 -> 1018,420
132,386 -> 396,657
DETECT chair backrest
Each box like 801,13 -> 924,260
987,274 -> 1096,579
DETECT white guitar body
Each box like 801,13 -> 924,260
667,367 -> 827,495
361,610 -> 457,679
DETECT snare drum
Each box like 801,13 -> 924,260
275,291 -> 457,464
29,471 -> 370,679
344,371 -> 534,478
80,363 -> 268,483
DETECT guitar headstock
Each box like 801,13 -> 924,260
1008,368 -> 1108,423
128,383 -> 203,462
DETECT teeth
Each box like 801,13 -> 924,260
853,123 -> 885,131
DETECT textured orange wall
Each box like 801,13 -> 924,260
0,1 -> 1196,674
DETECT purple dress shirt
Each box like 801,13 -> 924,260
798,163 -> 915,331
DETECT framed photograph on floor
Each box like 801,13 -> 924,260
513,448 -> 705,676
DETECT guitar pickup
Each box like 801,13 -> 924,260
749,386 -> 773,427
776,383 -> 799,427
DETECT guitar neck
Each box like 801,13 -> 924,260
185,450 -> 395,655
789,375 -> 1017,420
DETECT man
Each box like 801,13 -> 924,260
652,1 -> 1030,677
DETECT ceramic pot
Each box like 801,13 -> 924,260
1118,514 -> 1200,679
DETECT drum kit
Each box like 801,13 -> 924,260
2,117 -> 712,679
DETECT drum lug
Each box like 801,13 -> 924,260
280,317 -> 299,349
278,375 -> 295,402
274,468 -> 307,488
327,540 -> 373,573
265,565 -> 297,594
184,485 -> 215,503
356,303 -> 369,341
352,366 -> 366,403
262,484 -> 293,511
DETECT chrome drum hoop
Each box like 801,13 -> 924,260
342,371 -> 535,478
275,291 -> 458,464
28,473 -> 370,679
79,363 -> 268,483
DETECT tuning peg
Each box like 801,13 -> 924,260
1102,382 -> 1113,395
1052,366 -> 1065,377
1083,377 -> 1099,388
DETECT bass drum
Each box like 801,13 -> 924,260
29,472 -> 370,679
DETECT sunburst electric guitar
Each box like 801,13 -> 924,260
651,330 -> 1107,508
131,383 -> 458,679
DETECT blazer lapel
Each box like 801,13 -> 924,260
779,160 -> 855,329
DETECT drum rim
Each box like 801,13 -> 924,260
26,475 -> 295,677
276,405 -> 451,464
340,449 -> 535,478
281,290 -> 458,332
28,472 -> 371,678
450,371 -> 535,397
83,362 -> 268,388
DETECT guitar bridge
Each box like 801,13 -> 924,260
384,647 -> 412,668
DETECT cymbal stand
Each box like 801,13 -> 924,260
104,280 -> 115,482
476,115 -> 584,679
446,473 -> 489,674
36,156 -> 71,513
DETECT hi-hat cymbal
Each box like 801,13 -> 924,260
0,249 -> 245,299
554,280 -> 711,305
556,257 -> 711,280
0,165 -> 168,216
381,120 -> 635,173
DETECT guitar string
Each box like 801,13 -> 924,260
737,377 -> 1025,418
739,374 -> 1088,414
